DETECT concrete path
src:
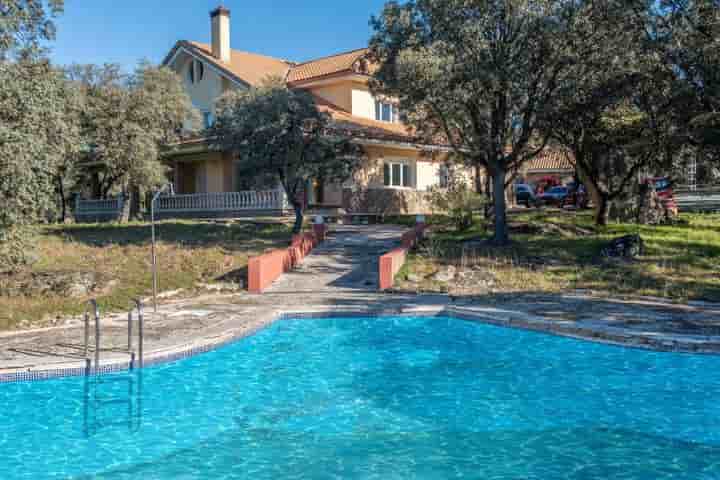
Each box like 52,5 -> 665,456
2,224 -> 720,379
268,225 -> 403,293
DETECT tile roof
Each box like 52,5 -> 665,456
524,149 -> 574,172
164,43 -> 445,146
286,48 -> 370,84
177,41 -> 293,86
311,95 -> 418,143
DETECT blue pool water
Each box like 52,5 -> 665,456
2,316 -> 720,479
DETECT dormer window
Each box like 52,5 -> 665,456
375,100 -> 399,123
187,59 -> 204,84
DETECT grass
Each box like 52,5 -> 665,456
0,220 -> 292,329
397,209 -> 720,303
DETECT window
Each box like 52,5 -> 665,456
439,164 -> 451,188
383,162 -> 411,187
187,59 -> 204,84
375,100 -> 399,123
203,111 -> 214,129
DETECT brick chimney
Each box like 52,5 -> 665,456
210,6 -> 231,63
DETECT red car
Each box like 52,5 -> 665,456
647,176 -> 678,216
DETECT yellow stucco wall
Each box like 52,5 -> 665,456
350,84 -> 376,119
357,146 -> 455,190
307,82 -> 353,111
169,52 -> 244,131
307,81 -> 383,121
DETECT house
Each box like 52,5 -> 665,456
160,6 -> 465,217
517,149 -> 575,186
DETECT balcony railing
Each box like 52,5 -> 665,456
674,185 -> 720,212
155,190 -> 289,214
75,196 -> 124,222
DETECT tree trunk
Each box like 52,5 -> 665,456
595,194 -> 611,226
491,166 -> 509,245
56,176 -> 67,223
474,163 -> 484,194
130,185 -> 141,220
119,183 -> 131,223
575,159 -> 610,227
292,202 -> 303,234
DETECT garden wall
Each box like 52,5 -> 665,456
248,224 -> 327,293
378,222 -> 426,290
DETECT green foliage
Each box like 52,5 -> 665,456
369,0 -> 581,244
68,62 -> 198,204
428,171 -> 485,232
650,1 -> 720,178
0,59 -> 81,271
534,1 -> 687,225
210,77 -> 362,232
0,0 -> 63,58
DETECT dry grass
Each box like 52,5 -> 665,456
397,211 -> 720,302
0,220 -> 292,329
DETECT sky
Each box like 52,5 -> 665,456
49,1 -> 389,72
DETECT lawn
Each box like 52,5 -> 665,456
0,220 -> 292,329
397,210 -> 720,303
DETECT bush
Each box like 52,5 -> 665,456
428,173 -> 486,231
0,225 -> 38,273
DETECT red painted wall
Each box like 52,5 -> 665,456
379,223 -> 425,291
248,225 -> 327,293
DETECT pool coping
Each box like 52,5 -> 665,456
1,304 -> 719,384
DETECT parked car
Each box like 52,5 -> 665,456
538,186 -> 570,206
563,183 -> 590,209
515,183 -> 537,207
647,176 -> 678,216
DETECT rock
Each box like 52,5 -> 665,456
197,282 -> 241,293
406,273 -> 423,283
157,288 -> 186,299
0,271 -> 105,298
432,265 -> 456,282
600,234 -> 645,259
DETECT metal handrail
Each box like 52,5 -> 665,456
84,298 -> 144,372
84,299 -> 100,369
131,299 -> 144,369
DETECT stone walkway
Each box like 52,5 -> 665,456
2,224 -> 720,379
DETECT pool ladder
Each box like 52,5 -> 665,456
83,299 -> 144,372
82,300 -> 145,437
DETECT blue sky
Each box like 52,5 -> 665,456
50,1 -> 388,71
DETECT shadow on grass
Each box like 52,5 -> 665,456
42,220 -> 292,253
412,225 -> 720,303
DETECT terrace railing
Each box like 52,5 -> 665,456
155,190 -> 289,214
674,185 -> 720,212
75,196 -> 124,222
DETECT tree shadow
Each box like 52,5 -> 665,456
42,220 -> 293,254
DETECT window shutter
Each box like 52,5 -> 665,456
383,163 -> 390,186
402,164 -> 411,187
382,103 -> 391,122
375,101 -> 381,122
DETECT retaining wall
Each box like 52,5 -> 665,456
379,223 -> 426,291
248,224 -> 327,293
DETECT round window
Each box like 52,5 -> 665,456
195,60 -> 204,82
187,62 -> 194,84
187,60 -> 204,84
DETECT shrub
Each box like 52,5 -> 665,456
428,172 -> 486,231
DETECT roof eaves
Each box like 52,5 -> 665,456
288,70 -> 370,87
292,47 -> 369,68
164,41 -> 251,89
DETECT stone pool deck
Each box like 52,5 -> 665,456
1,225 -> 720,379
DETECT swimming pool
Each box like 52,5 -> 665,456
1,315 -> 719,479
